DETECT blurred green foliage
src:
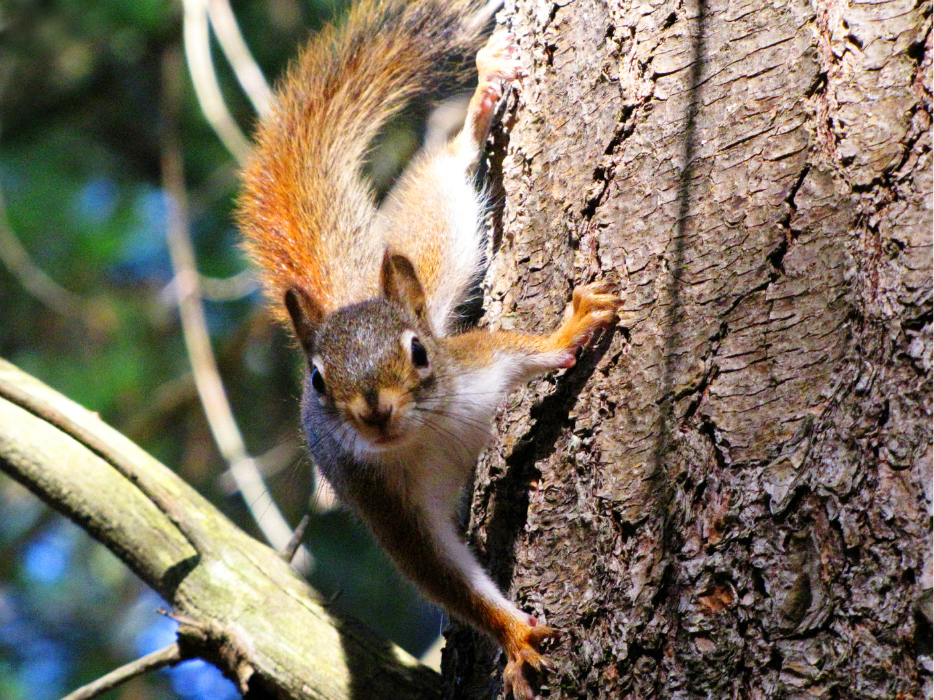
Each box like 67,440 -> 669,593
0,1 -> 441,698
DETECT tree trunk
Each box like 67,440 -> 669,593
445,0 -> 932,698
1,1 -> 928,698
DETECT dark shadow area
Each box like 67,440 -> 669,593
333,614 -> 446,700
649,0 -> 708,533
484,327 -> 619,588
634,1 -> 709,695
443,327 -> 619,699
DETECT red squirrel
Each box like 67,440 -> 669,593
237,1 -> 620,697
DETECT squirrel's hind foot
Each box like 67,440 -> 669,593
503,621 -> 560,700
477,31 -> 527,91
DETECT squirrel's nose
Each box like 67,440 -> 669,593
361,404 -> 394,428
356,389 -> 398,429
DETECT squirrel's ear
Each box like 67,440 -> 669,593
284,288 -> 322,357
380,252 -> 427,322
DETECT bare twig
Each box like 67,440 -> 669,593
122,372 -> 198,441
198,268 -> 258,300
207,0 -> 273,117
163,268 -> 258,303
186,162 -> 259,301
0,184 -> 88,319
418,634 -> 445,673
0,67 -> 80,319
60,642 -> 184,700
312,465 -> 339,513
180,0 -> 251,163
160,49 -> 310,569
465,0 -> 504,33
216,436 -> 302,494
281,512 -> 311,563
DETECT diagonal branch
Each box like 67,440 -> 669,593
207,0 -> 273,117
0,183 -> 89,319
0,358 -> 442,700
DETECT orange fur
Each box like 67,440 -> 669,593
237,6 -> 624,697
447,282 -> 622,374
237,0 -> 487,324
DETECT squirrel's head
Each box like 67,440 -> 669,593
285,253 -> 444,454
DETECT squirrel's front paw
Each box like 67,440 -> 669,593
551,281 -> 622,368
570,281 -> 622,328
503,619 -> 559,700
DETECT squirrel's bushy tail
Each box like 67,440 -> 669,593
238,0 -> 491,322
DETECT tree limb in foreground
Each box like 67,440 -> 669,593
0,358 -> 443,700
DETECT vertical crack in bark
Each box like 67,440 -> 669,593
484,331 -> 618,587
582,104 -> 639,219
770,164 -> 810,274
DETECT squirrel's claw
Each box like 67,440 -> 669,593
570,282 -> 623,335
549,281 -> 622,368
502,622 -> 559,699
477,31 -> 527,89
571,281 -> 623,320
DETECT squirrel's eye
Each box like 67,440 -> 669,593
310,367 -> 327,394
410,337 -> 429,368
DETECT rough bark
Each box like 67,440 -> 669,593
1,0 -> 928,697
0,359 -> 442,700
444,0 -> 932,698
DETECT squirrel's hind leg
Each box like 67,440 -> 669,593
450,30 -> 526,171
381,33 -> 525,335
